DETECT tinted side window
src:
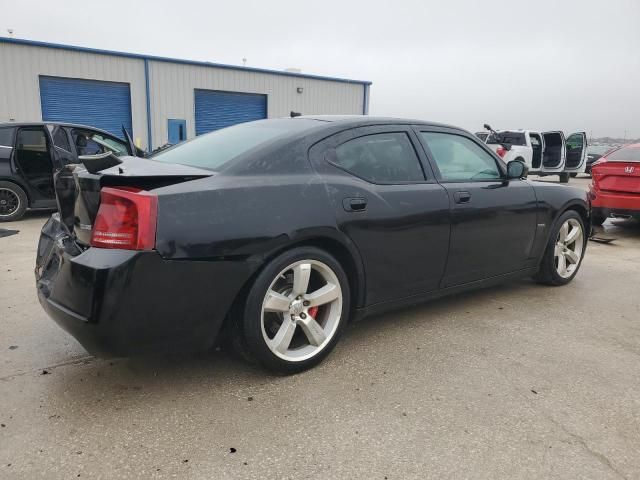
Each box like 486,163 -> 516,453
332,133 -> 425,183
420,132 -> 502,182
0,127 -> 15,147
53,127 -> 71,151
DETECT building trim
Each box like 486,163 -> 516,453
0,37 -> 372,86
143,58 -> 152,152
362,84 -> 370,115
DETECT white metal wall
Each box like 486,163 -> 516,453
148,61 -> 365,148
0,42 -> 149,148
0,41 -> 367,151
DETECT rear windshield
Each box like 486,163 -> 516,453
152,119 -> 321,170
486,131 -> 526,146
588,145 -> 614,155
606,146 -> 640,162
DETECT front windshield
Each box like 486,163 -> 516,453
152,119 -> 321,170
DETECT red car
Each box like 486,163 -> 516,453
589,143 -> 640,225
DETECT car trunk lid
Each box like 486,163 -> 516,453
592,160 -> 640,194
55,155 -> 213,245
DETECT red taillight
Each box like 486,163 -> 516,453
496,146 -> 507,158
91,187 -> 158,250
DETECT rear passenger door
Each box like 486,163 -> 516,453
13,127 -> 56,202
416,128 -> 538,287
541,131 -> 566,173
309,125 -> 451,306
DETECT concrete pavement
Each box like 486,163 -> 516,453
1,176 -> 639,479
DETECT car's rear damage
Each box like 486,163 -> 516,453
35,157 -> 253,356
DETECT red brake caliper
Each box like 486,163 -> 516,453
308,306 -> 319,319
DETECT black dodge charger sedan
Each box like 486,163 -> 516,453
36,116 -> 590,373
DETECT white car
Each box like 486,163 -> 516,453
483,129 -> 588,183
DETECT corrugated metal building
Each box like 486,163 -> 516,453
0,37 -> 371,151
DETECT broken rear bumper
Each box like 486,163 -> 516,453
36,214 -> 252,357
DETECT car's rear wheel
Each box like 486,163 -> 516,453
534,210 -> 586,286
240,247 -> 350,373
0,181 -> 28,222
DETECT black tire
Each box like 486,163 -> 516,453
0,181 -> 28,222
240,246 -> 350,374
533,210 -> 587,286
559,172 -> 570,183
570,173 -> 578,178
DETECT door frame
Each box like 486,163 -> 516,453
411,125 -> 509,183
12,125 -> 57,205
541,130 -> 566,173
528,131 -> 544,173
563,131 -> 588,173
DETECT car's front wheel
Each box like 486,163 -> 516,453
0,181 -> 28,222
240,247 -> 350,373
533,210 -> 586,286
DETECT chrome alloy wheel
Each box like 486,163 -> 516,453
261,260 -> 343,362
0,188 -> 20,217
554,218 -> 584,278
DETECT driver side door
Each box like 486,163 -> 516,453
416,128 -> 539,287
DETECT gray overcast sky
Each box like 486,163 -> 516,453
2,0 -> 639,138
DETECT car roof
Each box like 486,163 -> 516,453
0,121 -> 117,136
296,115 -> 463,131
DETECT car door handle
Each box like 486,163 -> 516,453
453,191 -> 471,204
343,197 -> 367,212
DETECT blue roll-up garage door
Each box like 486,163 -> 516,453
39,76 -> 133,139
194,89 -> 267,136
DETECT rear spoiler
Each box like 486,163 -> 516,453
78,152 -> 123,174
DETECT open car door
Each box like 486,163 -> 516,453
121,126 -> 142,157
541,131 -> 566,173
564,131 -> 587,174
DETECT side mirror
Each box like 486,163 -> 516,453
507,160 -> 528,179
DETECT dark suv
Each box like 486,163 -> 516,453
0,122 -> 142,221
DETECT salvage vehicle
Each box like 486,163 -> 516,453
0,122 -> 142,221
483,125 -> 587,183
35,116 -> 590,373
589,143 -> 640,225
